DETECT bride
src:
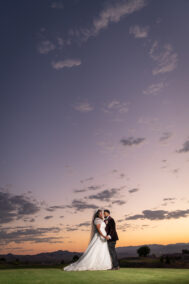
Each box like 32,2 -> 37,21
64,209 -> 112,271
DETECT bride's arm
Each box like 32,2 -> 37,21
96,224 -> 109,239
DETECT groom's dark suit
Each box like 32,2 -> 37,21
105,216 -> 119,268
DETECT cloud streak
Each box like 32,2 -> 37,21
86,187 -> 124,202
0,227 -> 62,245
74,185 -> 103,193
149,41 -> 178,75
37,40 -> 56,54
177,140 -> 189,153
129,25 -> 149,38
143,82 -> 165,96
51,59 -> 81,70
159,132 -> 172,143
120,137 -> 146,147
0,189 -> 40,224
126,209 -> 189,220
102,100 -> 130,114
128,188 -> 139,194
73,101 -> 94,112
70,0 -> 147,42
112,200 -> 126,205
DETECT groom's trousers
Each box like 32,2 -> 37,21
108,241 -> 119,268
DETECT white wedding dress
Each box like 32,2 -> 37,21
64,217 -> 112,271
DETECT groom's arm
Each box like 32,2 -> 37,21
108,218 -> 116,239
105,221 -> 111,239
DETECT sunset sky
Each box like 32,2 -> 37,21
1,0 -> 189,255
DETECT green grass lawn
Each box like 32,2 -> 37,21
0,268 -> 189,284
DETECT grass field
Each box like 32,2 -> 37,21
0,268 -> 189,284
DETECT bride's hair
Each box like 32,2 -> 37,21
93,209 -> 102,221
88,209 -> 103,244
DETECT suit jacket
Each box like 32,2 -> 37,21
105,216 -> 118,242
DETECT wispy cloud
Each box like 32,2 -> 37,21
86,187 -> 124,202
73,101 -> 94,112
161,198 -> 176,206
159,131 -> 172,143
129,25 -> 149,38
77,221 -> 91,227
87,188 -> 119,202
65,221 -> 91,232
56,37 -> 72,49
69,199 -> 98,211
126,209 -> 189,220
70,0 -> 147,42
120,137 -> 146,147
38,0 -> 147,69
149,41 -> 178,75
0,227 -> 62,245
120,173 -> 126,179
51,58 -> 81,70
93,0 -> 147,35
37,40 -> 56,54
80,177 -> 94,183
143,82 -> 165,96
0,189 -> 40,224
128,188 -> 139,194
66,227 -> 78,232
112,200 -> 126,205
46,205 -> 65,212
176,140 -> 189,153
102,100 -> 130,114
74,189 -> 87,193
46,199 -> 98,212
44,215 -> 53,220
163,197 -> 176,202
74,185 -> 103,193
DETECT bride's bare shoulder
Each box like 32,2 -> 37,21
94,217 -> 102,225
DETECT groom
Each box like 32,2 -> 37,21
104,209 -> 120,270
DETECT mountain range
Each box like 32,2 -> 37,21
1,243 -> 189,264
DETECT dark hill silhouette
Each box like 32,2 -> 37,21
116,243 -> 189,258
1,243 -> 189,264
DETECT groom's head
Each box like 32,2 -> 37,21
104,209 -> 110,217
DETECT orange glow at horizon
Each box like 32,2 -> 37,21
2,218 -> 189,255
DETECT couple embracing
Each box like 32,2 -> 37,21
64,209 -> 120,271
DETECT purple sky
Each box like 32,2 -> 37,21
1,0 -> 189,254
